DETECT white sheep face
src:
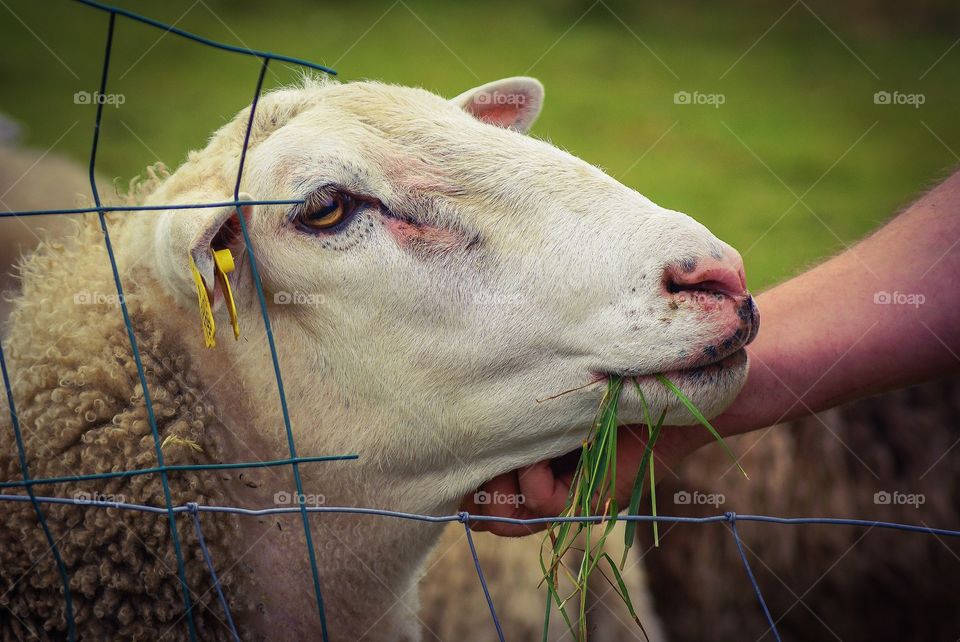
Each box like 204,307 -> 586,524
148,77 -> 758,509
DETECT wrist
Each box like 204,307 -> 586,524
709,289 -> 794,436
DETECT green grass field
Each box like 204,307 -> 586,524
1,0 -> 957,288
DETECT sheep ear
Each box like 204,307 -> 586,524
451,77 -> 544,133
153,192 -> 254,312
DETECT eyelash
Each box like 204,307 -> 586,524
293,188 -> 370,233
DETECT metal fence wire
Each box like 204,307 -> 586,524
2,2 -> 959,641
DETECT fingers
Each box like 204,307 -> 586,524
466,471 -> 531,536
461,424 -> 707,538
459,468 -> 560,537
459,470 -> 516,521
475,519 -> 544,537
516,460 -> 569,516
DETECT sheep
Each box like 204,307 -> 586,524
0,122 -> 658,642
0,75 -> 758,640
0,136 -> 657,642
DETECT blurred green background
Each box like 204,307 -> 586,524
1,0 -> 957,288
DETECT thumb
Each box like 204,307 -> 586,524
517,460 -> 570,516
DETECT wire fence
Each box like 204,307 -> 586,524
1,1 -> 958,641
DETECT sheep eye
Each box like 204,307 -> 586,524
300,192 -> 355,230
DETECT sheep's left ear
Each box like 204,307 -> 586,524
451,77 -> 544,133
153,192 -> 255,313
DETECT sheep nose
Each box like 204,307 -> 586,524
663,250 -> 747,299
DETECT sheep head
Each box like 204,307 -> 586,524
143,77 -> 758,514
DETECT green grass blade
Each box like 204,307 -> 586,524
541,587 -> 552,642
654,374 -> 748,479
586,379 -> 623,500
620,417 -> 662,566
599,553 -> 650,642
622,380 -> 666,564
543,373 -> 738,638
539,533 -> 576,638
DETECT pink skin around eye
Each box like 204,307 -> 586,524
383,216 -> 465,252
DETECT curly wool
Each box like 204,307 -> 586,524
0,220 -> 254,640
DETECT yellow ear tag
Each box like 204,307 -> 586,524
189,255 -> 217,348
213,248 -> 240,340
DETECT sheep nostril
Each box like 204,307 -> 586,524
663,255 -> 747,300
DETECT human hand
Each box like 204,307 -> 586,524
461,423 -> 708,536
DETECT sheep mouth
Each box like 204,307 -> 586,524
644,346 -> 747,382
600,346 -> 747,384
601,296 -> 759,382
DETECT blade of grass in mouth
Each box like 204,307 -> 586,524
541,373 -> 749,640
621,379 -> 665,563
653,373 -> 749,479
